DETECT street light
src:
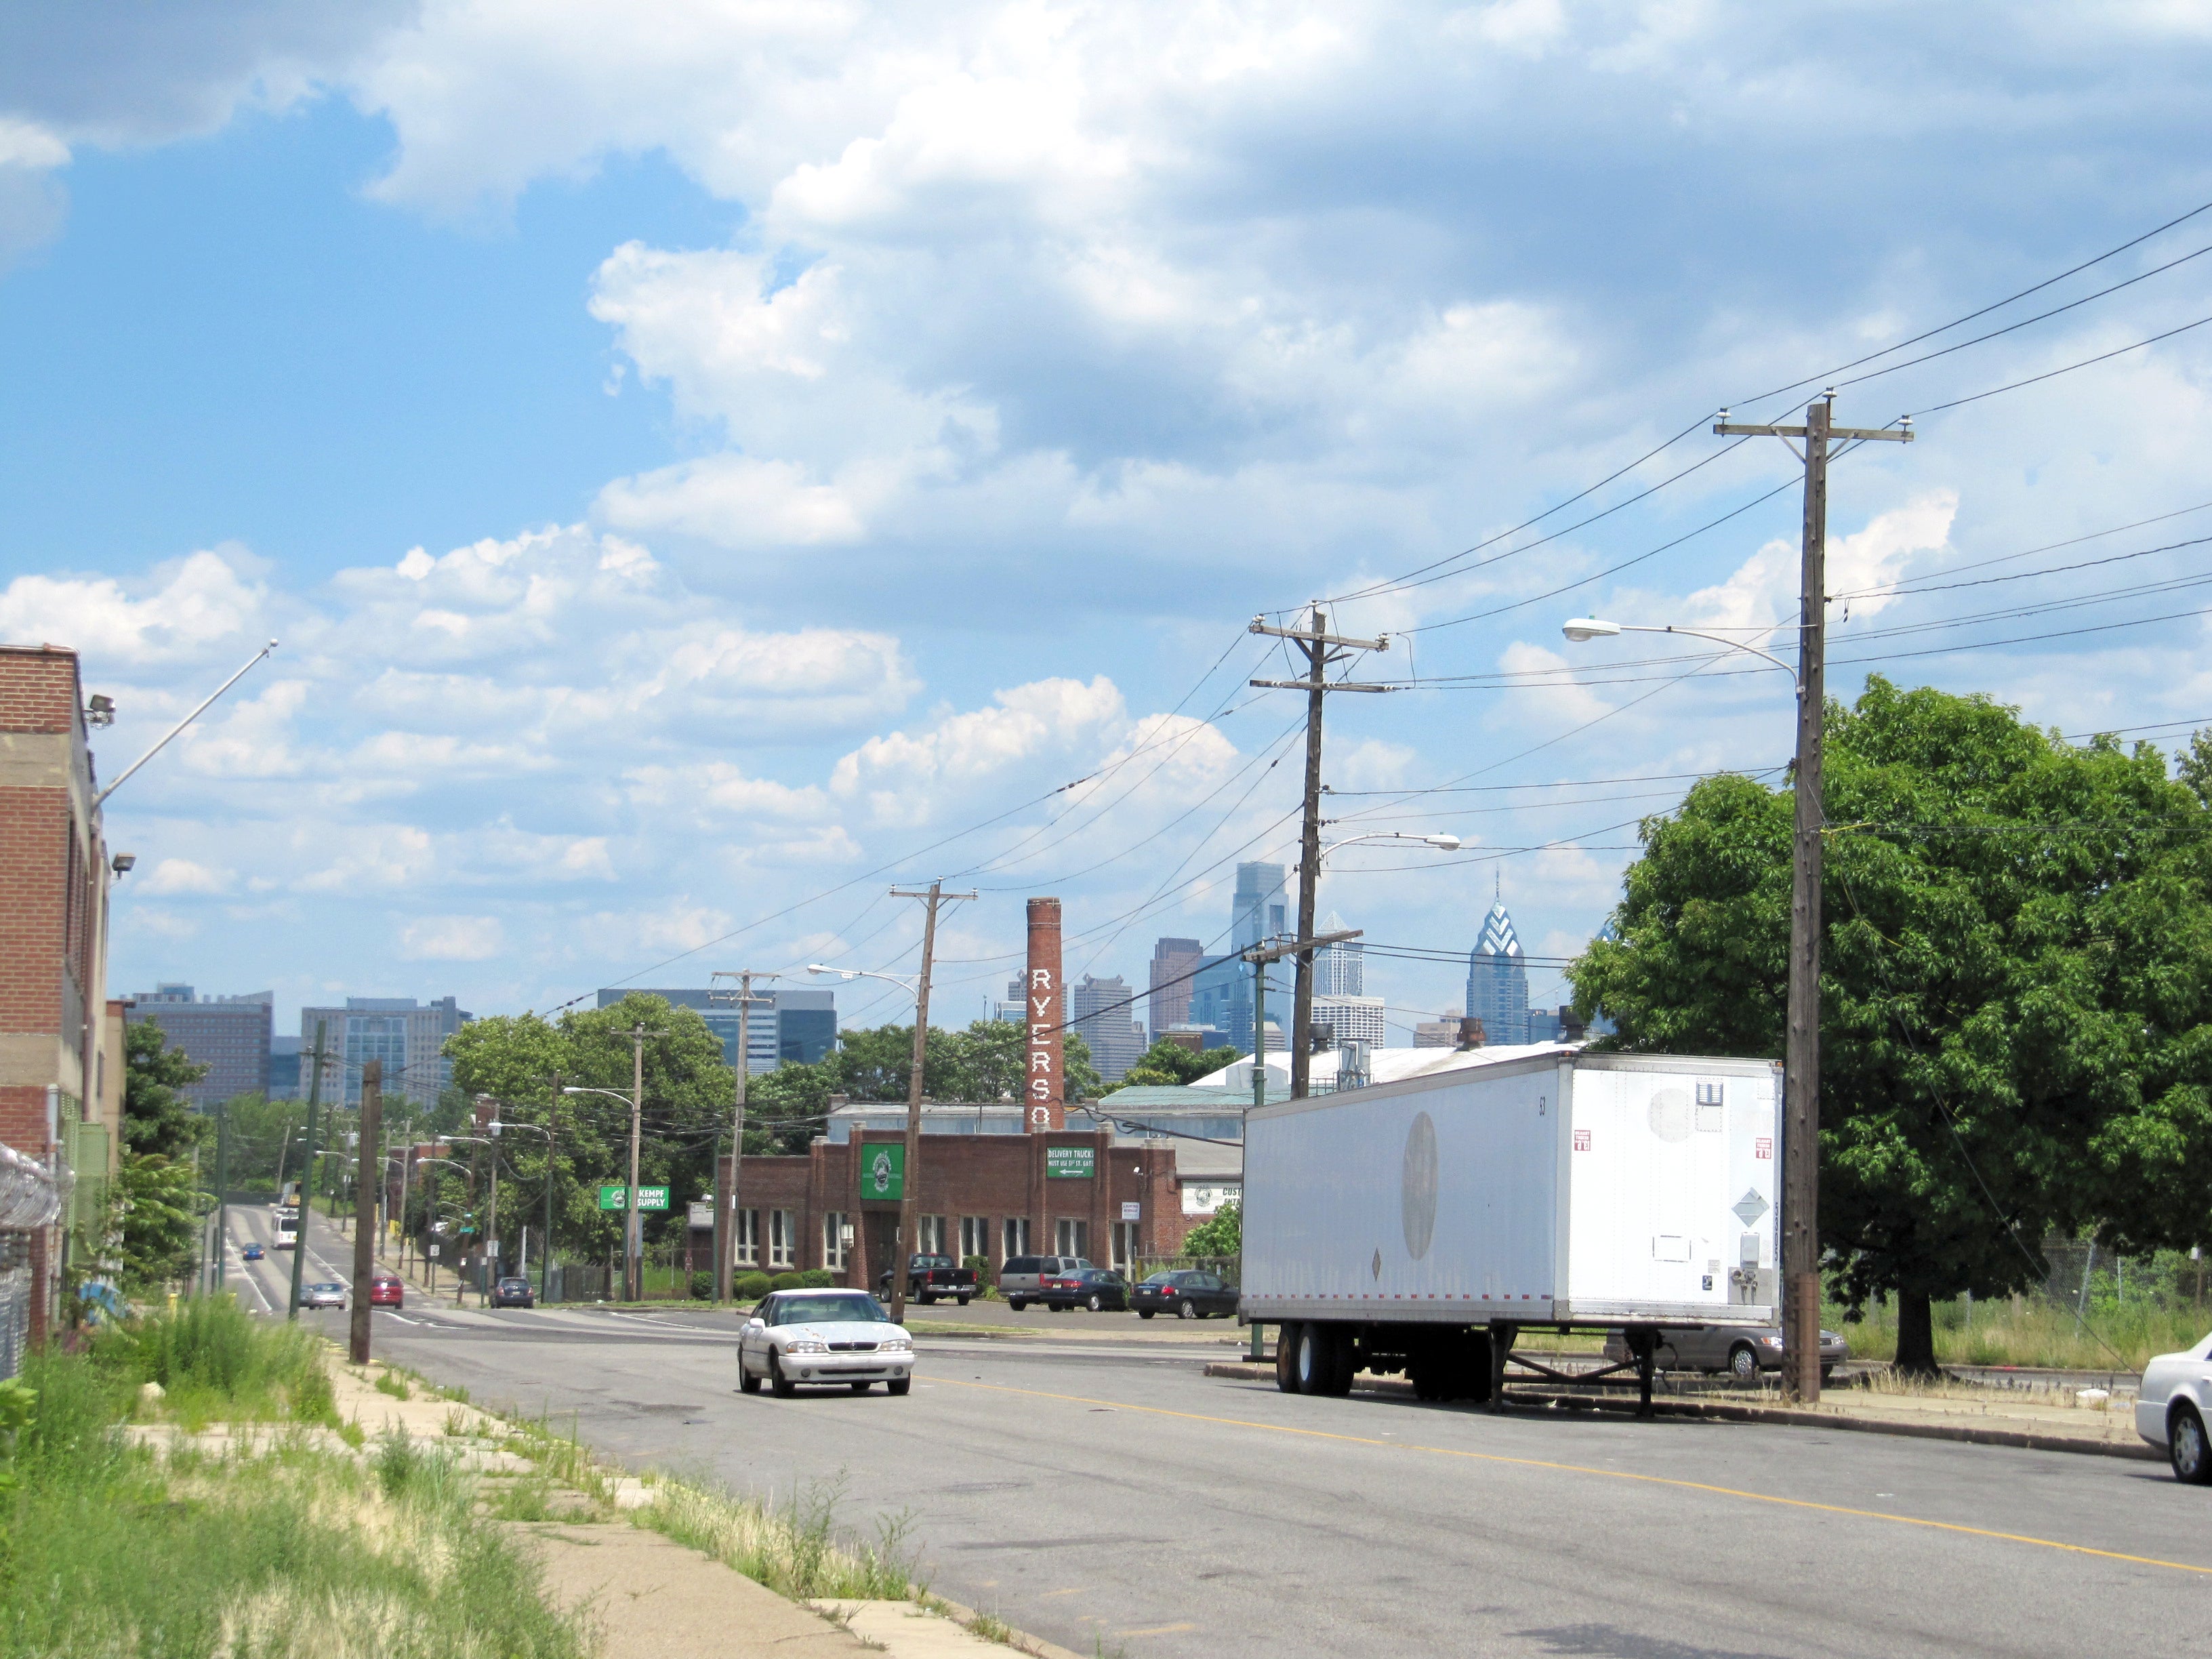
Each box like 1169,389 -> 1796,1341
443,1134 -> 504,1296
1313,830 -> 1462,863
565,1085 -> 647,1300
489,1119 -> 557,1305
1561,611 -> 1814,1389
413,1156 -> 474,1302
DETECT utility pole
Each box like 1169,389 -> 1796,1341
287,1020 -> 328,1322
544,1071 -> 560,1305
709,972 -> 777,1303
1715,393 -> 1913,1401
350,1060 -> 382,1364
1242,928 -> 1361,1113
1249,605 -> 1389,1097
213,1101 -> 227,1292
886,882 -> 977,1324
621,1023 -> 668,1302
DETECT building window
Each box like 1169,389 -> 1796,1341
1003,1217 -> 1030,1260
769,1209 -> 796,1268
822,1211 -> 849,1271
960,1216 -> 991,1263
917,1215 -> 946,1256
1055,1218 -> 1088,1260
1111,1221 -> 1139,1275
735,1209 -> 760,1265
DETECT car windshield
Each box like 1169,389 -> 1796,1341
771,1294 -> 890,1326
499,1279 -> 527,1289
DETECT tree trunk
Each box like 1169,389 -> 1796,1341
1895,1288 -> 1939,1376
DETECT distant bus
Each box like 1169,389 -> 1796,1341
274,1206 -> 299,1250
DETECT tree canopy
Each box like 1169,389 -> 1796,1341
1570,678 -> 2212,1370
1109,1036 -> 1242,1090
121,1022 -> 209,1159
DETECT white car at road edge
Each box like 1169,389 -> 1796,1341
2134,1330 -> 2212,1481
739,1288 -> 914,1397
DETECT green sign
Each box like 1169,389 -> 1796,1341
1046,1146 -> 1095,1179
859,1144 -> 905,1202
598,1185 -> 670,1211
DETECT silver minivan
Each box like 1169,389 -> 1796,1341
998,1254 -> 1092,1310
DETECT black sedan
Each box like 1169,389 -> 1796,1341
489,1277 -> 535,1309
1040,1267 -> 1128,1312
1131,1269 -> 1237,1319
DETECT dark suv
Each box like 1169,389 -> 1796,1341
998,1255 -> 1092,1311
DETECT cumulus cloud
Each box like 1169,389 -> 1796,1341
398,914 -> 506,960
135,858 -> 235,897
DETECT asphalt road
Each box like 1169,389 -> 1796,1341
220,1206 -> 2204,1658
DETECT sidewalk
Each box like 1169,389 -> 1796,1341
1204,1361 -> 2159,1458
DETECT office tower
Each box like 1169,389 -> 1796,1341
596,987 -> 838,1074
1147,937 -> 1203,1041
297,996 -> 472,1108
1465,884 -> 1530,1046
1069,975 -> 1147,1083
126,985 -> 272,1107
1231,862 -> 1288,951
1313,909 -> 1363,997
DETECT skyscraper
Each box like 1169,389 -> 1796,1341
1069,975 -> 1147,1083
1313,909 -> 1362,996
298,996 -> 472,1109
126,985 -> 272,1107
1231,863 -> 1288,951
1465,883 -> 1530,1046
595,987 -> 838,1073
1147,937 -> 1203,1041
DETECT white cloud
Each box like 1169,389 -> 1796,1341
398,914 -> 506,960
0,548 -> 269,666
136,857 -> 234,897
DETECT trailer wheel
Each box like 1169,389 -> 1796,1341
1275,1322 -> 1304,1393
1461,1332 -> 1494,1403
1322,1326 -> 1357,1397
1410,1357 -> 1447,1401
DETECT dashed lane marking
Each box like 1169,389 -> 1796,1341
933,1376 -> 2212,1580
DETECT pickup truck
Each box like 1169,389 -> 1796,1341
876,1253 -> 977,1306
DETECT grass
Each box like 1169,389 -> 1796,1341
94,1293 -> 337,1427
0,1344 -> 596,1658
374,1370 -> 413,1401
1830,1294 -> 2211,1372
639,1471 -> 918,1603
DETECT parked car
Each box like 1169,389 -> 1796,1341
1603,1324 -> 1849,1381
1041,1267 -> 1127,1313
875,1252 -> 977,1305
998,1255 -> 1094,1311
367,1273 -> 405,1308
1131,1270 -> 1238,1319
489,1277 -> 535,1309
739,1289 -> 914,1397
297,1282 -> 346,1310
2135,1330 -> 2212,1481
240,1244 -> 264,1262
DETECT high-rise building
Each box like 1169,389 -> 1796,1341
1412,1015 -> 1462,1048
298,996 -> 472,1109
994,972 -> 1027,1026
1465,886 -> 1530,1046
596,987 -> 838,1073
1231,863 -> 1289,951
1147,937 -> 1203,1042
125,985 -> 272,1107
1069,975 -> 1147,1083
268,1035 -> 303,1099
1313,909 -> 1362,997
1313,994 -> 1386,1052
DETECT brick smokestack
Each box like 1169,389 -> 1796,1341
1025,897 -> 1065,1132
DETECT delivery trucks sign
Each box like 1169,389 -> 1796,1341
861,1144 -> 905,1202
1046,1146 -> 1094,1179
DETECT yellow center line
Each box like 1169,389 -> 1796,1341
935,1376 -> 2211,1578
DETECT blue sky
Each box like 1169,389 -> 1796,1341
6,2 -> 2212,1040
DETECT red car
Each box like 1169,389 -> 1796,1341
367,1274 -> 405,1308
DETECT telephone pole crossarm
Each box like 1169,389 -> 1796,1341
1246,678 -> 1391,693
1248,618 -> 1389,651
1716,420 -> 1913,444
1242,928 -> 1361,966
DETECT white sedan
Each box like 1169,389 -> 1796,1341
739,1289 -> 914,1397
2134,1330 -> 2212,1481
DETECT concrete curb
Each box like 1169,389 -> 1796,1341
1202,1362 -> 2160,1462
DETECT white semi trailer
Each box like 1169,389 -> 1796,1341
1240,1048 -> 1782,1409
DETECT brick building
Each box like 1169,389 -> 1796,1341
722,1128 -> 1192,1288
0,645 -> 126,1346
125,985 -> 273,1107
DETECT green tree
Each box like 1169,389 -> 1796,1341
1181,1200 -> 1240,1259
121,1023 -> 209,1159
1111,1037 -> 1241,1090
1570,678 -> 2212,1372
115,1153 -> 201,1292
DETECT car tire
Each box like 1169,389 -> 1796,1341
740,1367 -> 761,1395
957,1295 -> 971,1306
2172,1403 -> 2212,1483
1179,1301 -> 1199,1320
1728,1343 -> 1759,1382
771,1355 -> 796,1399
888,1378 -> 911,1396
1008,1297 -> 1027,1311
1139,1309 -> 1155,1319
851,1381 -> 872,1394
1275,1320 -> 1305,1393
1086,1294 -> 1104,1313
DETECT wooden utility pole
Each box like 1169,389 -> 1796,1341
1715,393 -> 1914,1401
543,1071 -> 560,1305
1249,606 -> 1389,1097
621,1023 -> 668,1303
286,1020 -> 328,1322
1242,928 -> 1361,1113
886,882 -> 977,1324
709,972 -> 776,1302
349,1060 -> 382,1364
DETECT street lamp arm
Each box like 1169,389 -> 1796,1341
1563,619 -> 1799,686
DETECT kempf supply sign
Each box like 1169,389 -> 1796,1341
597,1185 -> 670,1211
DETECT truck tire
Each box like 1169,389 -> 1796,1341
1322,1326 -> 1357,1397
1008,1297 -> 1027,1311
1294,1323 -> 1351,1396
1275,1321 -> 1305,1393
1461,1332 -> 1494,1403
957,1295 -> 971,1306
1139,1309 -> 1156,1319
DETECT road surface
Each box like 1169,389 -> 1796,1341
220,1204 -> 2201,1658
